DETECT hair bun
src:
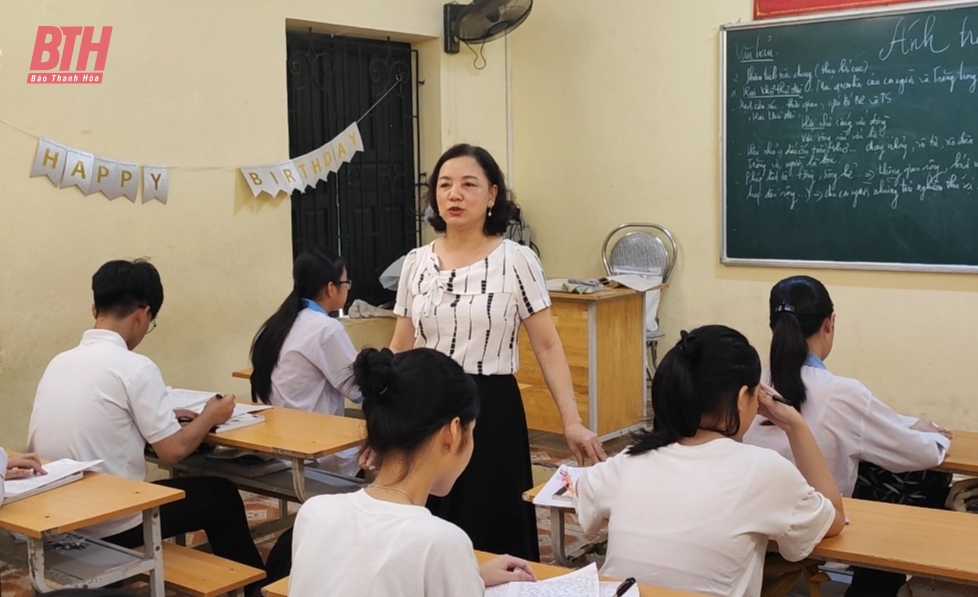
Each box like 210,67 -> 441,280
353,348 -> 398,402
678,329 -> 699,361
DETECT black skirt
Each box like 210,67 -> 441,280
426,374 -> 540,561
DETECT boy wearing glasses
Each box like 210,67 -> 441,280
27,259 -> 265,576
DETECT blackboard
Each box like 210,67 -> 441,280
722,1 -> 978,272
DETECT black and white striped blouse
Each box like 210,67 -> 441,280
394,239 -> 551,376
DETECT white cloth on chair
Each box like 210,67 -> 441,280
607,272 -> 663,334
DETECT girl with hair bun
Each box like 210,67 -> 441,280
288,347 -> 536,597
572,325 -> 845,597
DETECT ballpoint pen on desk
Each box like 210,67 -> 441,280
614,577 -> 637,596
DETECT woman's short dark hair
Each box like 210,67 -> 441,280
354,347 -> 479,478
91,259 -> 164,318
768,275 -> 834,411
425,143 -> 515,235
628,325 -> 762,455
250,248 -> 346,404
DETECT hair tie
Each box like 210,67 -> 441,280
678,330 -> 692,354
775,303 -> 796,315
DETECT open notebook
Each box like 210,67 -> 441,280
3,459 -> 102,504
485,563 -> 639,597
532,464 -> 586,509
166,388 -> 269,433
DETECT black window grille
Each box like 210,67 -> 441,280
286,32 -> 422,308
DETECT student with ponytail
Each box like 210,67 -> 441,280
249,247 -> 360,475
572,325 -> 844,597
744,275 -> 952,597
287,347 -> 536,597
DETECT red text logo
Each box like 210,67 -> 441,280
27,26 -> 112,84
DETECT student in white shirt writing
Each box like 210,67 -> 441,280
0,449 -> 46,506
572,325 -> 845,597
28,259 -> 265,588
743,275 -> 952,597
288,346 -> 536,597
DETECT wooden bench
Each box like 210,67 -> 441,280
142,542 -> 265,597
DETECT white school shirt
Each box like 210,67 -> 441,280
28,329 -> 182,538
289,490 -> 486,597
269,308 -> 360,475
394,240 -> 551,376
0,448 -> 7,506
743,365 -> 949,497
574,439 -> 836,597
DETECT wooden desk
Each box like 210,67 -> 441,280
939,430 -> 978,476
812,497 -> 978,584
203,407 -> 364,502
526,481 -> 978,585
261,551 -> 706,597
0,471 -> 184,595
517,288 -> 646,438
232,367 -> 251,380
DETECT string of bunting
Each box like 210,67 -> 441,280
3,74 -> 403,205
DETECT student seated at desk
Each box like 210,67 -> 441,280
0,449 -> 45,505
572,325 -> 846,597
249,247 -> 360,476
288,347 -> 536,597
743,275 -> 953,597
27,259 -> 265,577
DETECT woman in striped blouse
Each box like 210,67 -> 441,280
386,143 -> 606,561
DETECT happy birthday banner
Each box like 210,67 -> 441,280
30,138 -> 169,204
239,123 -> 364,197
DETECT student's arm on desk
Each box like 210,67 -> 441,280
849,384 -> 950,472
573,455 -> 622,536
152,395 -> 235,463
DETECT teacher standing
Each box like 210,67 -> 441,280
389,143 -> 607,560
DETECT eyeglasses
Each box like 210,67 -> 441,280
147,319 -> 158,334
338,279 -> 353,290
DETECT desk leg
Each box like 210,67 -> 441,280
27,536 -> 53,593
142,507 -> 164,597
550,508 -> 575,568
291,458 -> 309,503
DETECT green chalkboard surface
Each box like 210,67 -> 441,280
722,1 -> 978,272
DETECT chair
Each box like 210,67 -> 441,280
601,223 -> 678,382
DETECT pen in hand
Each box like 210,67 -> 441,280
614,577 -> 636,596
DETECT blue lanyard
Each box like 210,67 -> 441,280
804,354 -> 828,370
302,298 -> 329,316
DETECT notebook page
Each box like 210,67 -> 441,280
485,563 -> 600,597
167,388 -> 272,417
4,459 -> 102,498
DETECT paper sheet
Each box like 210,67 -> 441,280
167,388 -> 272,418
532,464 -> 585,509
4,459 -> 102,499
485,563 -> 600,597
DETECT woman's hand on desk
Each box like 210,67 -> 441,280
479,554 -> 537,586
564,422 -> 607,465
911,419 -> 954,440
6,453 -> 46,479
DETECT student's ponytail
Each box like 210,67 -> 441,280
250,248 -> 346,404
628,326 -> 761,456
768,276 -> 834,412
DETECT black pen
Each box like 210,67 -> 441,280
761,383 -> 793,407
614,577 -> 636,596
